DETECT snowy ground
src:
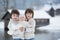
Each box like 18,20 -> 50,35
37,16 -> 60,40
37,16 -> 60,31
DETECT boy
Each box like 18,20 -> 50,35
25,9 -> 36,40
7,9 -> 24,40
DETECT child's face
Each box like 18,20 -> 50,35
20,16 -> 26,21
26,13 -> 32,20
11,13 -> 19,21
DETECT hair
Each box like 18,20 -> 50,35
11,9 -> 20,17
25,8 -> 34,18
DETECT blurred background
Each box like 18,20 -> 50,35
0,0 -> 60,40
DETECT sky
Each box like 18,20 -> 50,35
8,0 -> 60,9
0,0 -> 60,10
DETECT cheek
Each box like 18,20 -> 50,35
26,14 -> 32,18
30,15 -> 32,17
11,16 -> 14,19
26,14 -> 28,17
12,15 -> 15,18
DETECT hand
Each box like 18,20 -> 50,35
20,27 -> 24,32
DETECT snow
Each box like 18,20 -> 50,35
37,16 -> 60,32
41,5 -> 51,11
0,21 -> 4,29
53,4 -> 60,10
0,21 -> 4,36
34,10 -> 51,19
40,4 -> 60,11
